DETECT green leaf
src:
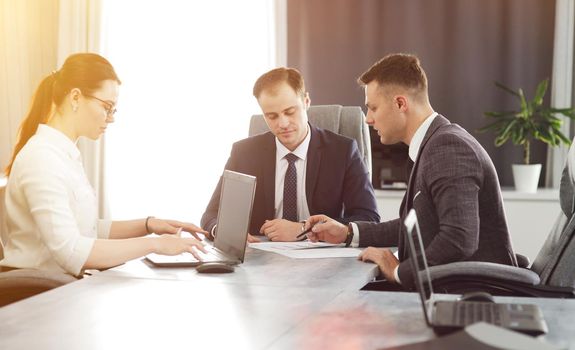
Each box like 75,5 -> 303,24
484,111 -> 517,118
495,134 -> 509,146
536,127 -> 553,144
518,89 -> 529,117
481,78 -> 574,150
478,121 -> 503,133
517,127 -> 525,144
510,127 -> 521,145
498,119 -> 517,140
533,79 -> 549,106
556,130 -> 572,145
495,81 -> 520,97
548,107 -> 575,114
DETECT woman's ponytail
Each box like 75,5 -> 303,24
5,73 -> 58,176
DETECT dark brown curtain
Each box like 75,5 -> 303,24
288,0 -> 556,187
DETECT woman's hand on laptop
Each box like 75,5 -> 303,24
147,218 -> 208,240
304,215 -> 347,244
154,235 -> 207,258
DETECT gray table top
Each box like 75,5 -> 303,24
95,246 -> 379,291
1,248 -> 573,349
273,290 -> 575,350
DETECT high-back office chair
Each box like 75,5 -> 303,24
0,184 -> 76,307
417,163 -> 575,298
249,104 -> 372,176
362,160 -> 575,298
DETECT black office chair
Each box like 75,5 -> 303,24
364,164 -> 575,298
420,163 -> 575,298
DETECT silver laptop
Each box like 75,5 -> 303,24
403,208 -> 548,336
146,170 -> 256,267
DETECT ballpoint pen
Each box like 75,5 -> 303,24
296,220 -> 327,239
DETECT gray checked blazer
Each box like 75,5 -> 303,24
356,115 -> 518,285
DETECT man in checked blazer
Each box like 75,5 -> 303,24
306,53 -> 517,285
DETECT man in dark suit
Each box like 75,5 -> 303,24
306,54 -> 517,285
201,67 -> 380,242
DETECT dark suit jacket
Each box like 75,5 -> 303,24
201,124 -> 380,235
356,115 -> 517,286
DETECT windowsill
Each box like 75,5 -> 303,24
499,187 -> 559,202
374,187 -> 559,202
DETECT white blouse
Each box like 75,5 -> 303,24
0,125 -> 111,276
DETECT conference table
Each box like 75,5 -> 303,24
1,247 -> 575,349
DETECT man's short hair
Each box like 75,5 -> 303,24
253,67 -> 306,99
358,53 -> 428,95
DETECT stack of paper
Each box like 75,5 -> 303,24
249,241 -> 362,259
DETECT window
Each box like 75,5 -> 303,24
101,1 -> 278,221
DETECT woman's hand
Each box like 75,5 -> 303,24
154,235 -> 207,260
148,218 -> 208,240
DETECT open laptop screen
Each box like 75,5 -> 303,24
404,208 -> 436,326
214,170 -> 256,262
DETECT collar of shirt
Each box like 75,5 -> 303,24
36,124 -> 82,162
408,112 -> 438,162
275,124 -> 311,162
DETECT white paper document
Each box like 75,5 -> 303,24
250,241 -> 362,259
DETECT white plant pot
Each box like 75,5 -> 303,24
512,164 -> 542,193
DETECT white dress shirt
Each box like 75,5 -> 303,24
408,112 -> 438,162
0,125 -> 111,276
351,112 -> 437,283
274,125 -> 311,221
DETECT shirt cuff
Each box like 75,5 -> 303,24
97,219 -> 112,239
211,224 -> 217,238
350,222 -> 360,248
393,265 -> 401,284
64,236 -> 96,276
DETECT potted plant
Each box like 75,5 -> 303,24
480,78 -> 575,193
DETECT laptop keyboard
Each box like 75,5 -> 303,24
453,302 -> 502,325
179,246 -> 228,263
203,246 -> 229,260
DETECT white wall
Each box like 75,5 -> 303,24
375,189 -> 560,264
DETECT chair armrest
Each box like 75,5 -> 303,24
515,253 -> 530,268
0,269 -> 77,307
426,261 -> 540,285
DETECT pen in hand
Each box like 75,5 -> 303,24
296,220 -> 327,240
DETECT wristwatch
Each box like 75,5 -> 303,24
344,222 -> 354,247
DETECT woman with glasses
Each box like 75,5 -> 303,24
1,53 -> 207,277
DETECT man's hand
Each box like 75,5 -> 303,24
304,215 -> 348,244
358,247 -> 399,282
247,233 -> 262,243
260,219 -> 302,241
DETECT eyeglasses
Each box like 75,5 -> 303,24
84,94 -> 117,117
